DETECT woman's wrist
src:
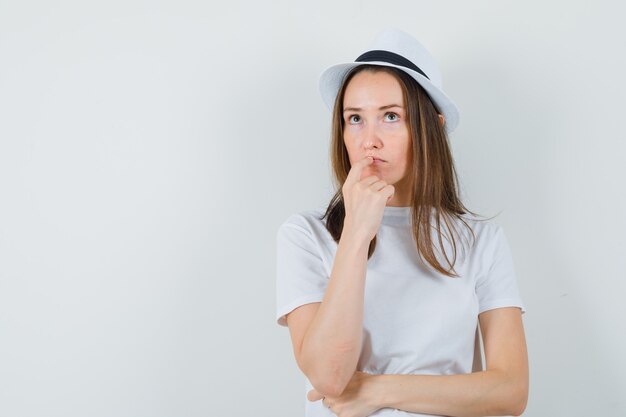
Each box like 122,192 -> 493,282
342,219 -> 373,246
365,373 -> 391,410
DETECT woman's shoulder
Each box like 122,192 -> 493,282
455,212 -> 502,232
452,212 -> 511,253
277,206 -> 328,238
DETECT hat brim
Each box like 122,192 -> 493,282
319,61 -> 460,134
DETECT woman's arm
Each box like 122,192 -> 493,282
298,224 -> 371,398
369,307 -> 529,417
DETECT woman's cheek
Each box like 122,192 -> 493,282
384,122 -> 404,130
344,125 -> 359,137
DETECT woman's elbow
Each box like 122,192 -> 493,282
309,375 -> 345,398
507,377 -> 529,416
304,347 -> 358,398
491,371 -> 528,416
306,362 -> 352,398
510,393 -> 528,416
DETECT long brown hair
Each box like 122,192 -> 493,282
320,64 -> 495,278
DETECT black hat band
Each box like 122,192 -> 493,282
355,50 -> 430,80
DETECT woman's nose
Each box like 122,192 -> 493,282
362,122 -> 382,148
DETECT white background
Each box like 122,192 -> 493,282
1,1 -> 625,416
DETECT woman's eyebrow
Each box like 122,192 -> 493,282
343,104 -> 403,113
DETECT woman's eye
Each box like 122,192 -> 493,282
348,115 -> 360,123
385,112 -> 399,121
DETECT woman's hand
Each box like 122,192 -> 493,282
342,156 -> 395,243
307,371 -> 383,417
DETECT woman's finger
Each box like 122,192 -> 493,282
307,389 -> 324,402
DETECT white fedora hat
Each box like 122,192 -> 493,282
319,28 -> 460,134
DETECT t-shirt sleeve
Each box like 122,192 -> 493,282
275,219 -> 329,327
475,224 -> 526,315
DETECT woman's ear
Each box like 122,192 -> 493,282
438,114 -> 445,126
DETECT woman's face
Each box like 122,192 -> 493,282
342,70 -> 413,205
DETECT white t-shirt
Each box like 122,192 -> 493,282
275,205 -> 526,417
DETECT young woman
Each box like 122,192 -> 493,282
275,28 -> 529,417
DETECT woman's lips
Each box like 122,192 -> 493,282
366,155 -> 386,161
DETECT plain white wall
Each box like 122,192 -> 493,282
1,1 -> 625,416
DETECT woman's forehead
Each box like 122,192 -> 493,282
343,72 -> 404,110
